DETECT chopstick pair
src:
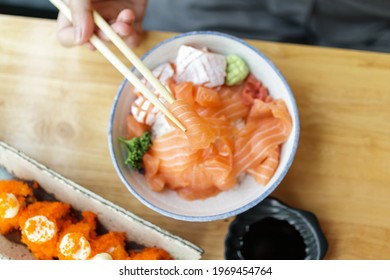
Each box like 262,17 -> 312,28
49,0 -> 186,132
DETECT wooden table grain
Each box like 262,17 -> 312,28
1,15 -> 390,260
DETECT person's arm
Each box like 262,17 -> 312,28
57,0 -> 147,48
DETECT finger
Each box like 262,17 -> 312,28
113,9 -> 136,36
96,21 -> 132,40
58,0 -> 94,47
57,1 -> 94,47
57,12 -> 77,47
125,18 -> 144,48
123,34 -> 142,48
96,24 -> 141,48
122,9 -> 144,48
96,9 -> 135,40
68,0 -> 94,45
116,9 -> 135,26
92,8 -> 142,48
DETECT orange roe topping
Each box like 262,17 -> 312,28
0,180 -> 33,234
0,180 -> 33,197
19,201 -> 71,259
57,211 -> 97,260
91,231 -> 128,260
128,247 -> 173,260
1,180 -> 173,260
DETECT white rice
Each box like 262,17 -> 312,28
233,118 -> 245,130
151,112 -> 175,139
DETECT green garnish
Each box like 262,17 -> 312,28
225,54 -> 250,86
119,132 -> 152,169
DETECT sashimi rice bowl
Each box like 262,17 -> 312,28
109,31 -> 299,222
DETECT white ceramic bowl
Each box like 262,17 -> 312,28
108,31 -> 299,222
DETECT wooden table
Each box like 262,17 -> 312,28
1,14 -> 390,260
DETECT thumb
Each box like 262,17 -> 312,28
69,0 -> 94,45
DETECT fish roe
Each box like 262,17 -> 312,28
18,201 -> 71,259
0,180 -> 33,234
1,179 -> 173,260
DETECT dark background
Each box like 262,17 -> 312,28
1,0 -> 389,53
0,0 -> 58,19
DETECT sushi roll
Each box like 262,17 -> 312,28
18,201 -> 71,259
56,211 -> 96,260
0,180 -> 33,234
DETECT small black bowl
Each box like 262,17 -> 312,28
225,197 -> 328,260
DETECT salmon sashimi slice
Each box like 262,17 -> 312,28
148,161 -> 223,200
168,80 -> 248,123
233,99 -> 292,176
143,130 -> 201,190
173,81 -> 195,106
147,131 -> 200,173
176,186 -> 221,201
195,86 -> 220,107
143,134 -> 235,199
233,119 -> 285,175
217,86 -> 249,122
202,137 -> 234,188
247,145 -> 281,186
175,45 -> 227,88
145,159 -> 217,198
144,130 -> 203,192
247,98 -> 292,125
168,99 -> 216,149
143,152 -> 166,192
203,117 -> 234,140
126,115 -> 150,139
197,86 -> 249,122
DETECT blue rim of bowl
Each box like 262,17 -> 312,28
108,31 -> 300,222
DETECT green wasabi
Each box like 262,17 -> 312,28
225,54 -> 250,86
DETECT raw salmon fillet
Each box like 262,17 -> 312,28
168,99 -> 216,149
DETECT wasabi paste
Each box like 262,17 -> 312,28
225,54 -> 250,86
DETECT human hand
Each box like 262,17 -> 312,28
57,0 -> 147,48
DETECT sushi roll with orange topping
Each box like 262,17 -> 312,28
18,201 -> 71,259
1,180 -> 175,260
0,180 -> 33,234
90,231 -> 128,260
128,247 -> 173,260
57,211 -> 97,260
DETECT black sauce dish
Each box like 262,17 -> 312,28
225,197 -> 328,260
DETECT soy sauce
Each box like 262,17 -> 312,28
239,217 -> 306,260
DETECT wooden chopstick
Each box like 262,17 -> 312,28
49,0 -> 186,132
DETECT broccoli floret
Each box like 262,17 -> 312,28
139,132 -> 152,152
118,132 -> 152,169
